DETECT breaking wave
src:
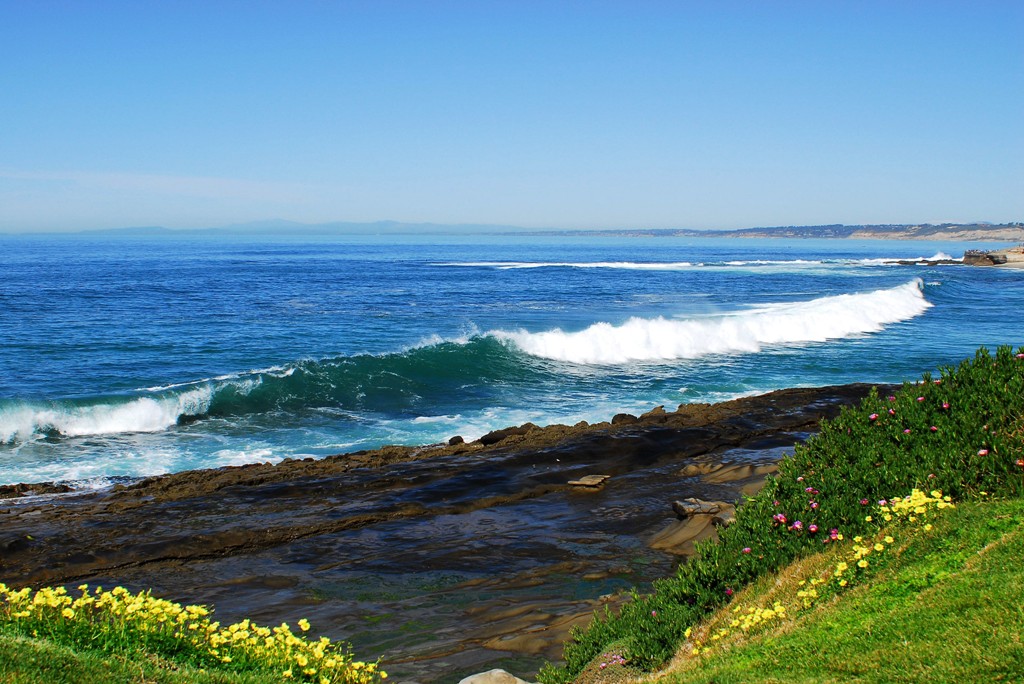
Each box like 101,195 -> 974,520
491,279 -> 932,364
0,281 -> 933,442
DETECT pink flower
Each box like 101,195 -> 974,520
878,499 -> 887,506
888,395 -> 896,401
930,426 -> 938,432
808,524 -> 819,533
917,396 -> 925,402
1016,353 -> 1024,359
904,429 -> 912,434
773,513 -> 787,525
942,402 -> 950,409
829,528 -> 839,539
652,610 -> 657,616
888,408 -> 896,415
869,413 -> 879,421
934,379 -> 941,384
773,500 -> 780,507
928,473 -> 936,479
1016,459 -> 1024,468
810,501 -> 819,509
742,547 -> 751,554
725,588 -> 733,596
978,449 -> 989,456
791,520 -> 804,531
860,498 -> 869,505
797,476 -> 804,482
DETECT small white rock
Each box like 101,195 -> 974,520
457,669 -> 537,684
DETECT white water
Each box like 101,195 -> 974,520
440,261 -> 696,270
442,255 -> 961,271
492,279 -> 932,364
0,387 -> 215,444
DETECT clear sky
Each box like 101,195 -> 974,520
1,1 -> 1022,232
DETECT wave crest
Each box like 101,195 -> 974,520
491,279 -> 932,364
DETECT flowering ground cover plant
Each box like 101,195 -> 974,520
539,346 -> 1024,683
682,488 -> 953,659
0,583 -> 385,684
663,494 -> 1024,682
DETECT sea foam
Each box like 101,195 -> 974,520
0,387 -> 215,444
491,279 -> 932,364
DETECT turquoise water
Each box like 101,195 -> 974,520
1,233 -> 1021,486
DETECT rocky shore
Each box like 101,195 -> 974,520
0,383 -> 890,683
963,246 -> 1024,268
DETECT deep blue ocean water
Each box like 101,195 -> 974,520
2,233 -> 1022,487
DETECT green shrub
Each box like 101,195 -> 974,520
539,345 -> 1024,683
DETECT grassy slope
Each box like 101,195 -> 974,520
657,497 -> 1024,684
0,635 -> 273,684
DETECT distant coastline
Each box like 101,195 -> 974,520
545,222 -> 1024,242
5,220 -> 1023,242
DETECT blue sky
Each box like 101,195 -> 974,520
1,1 -> 1021,232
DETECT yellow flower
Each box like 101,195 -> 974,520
874,543 -> 885,551
884,536 -> 894,544
298,618 -> 311,632
62,608 -> 75,619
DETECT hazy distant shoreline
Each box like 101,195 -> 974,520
5,220 -> 1023,242
536,222 -> 1024,242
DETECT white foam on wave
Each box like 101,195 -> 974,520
849,252 -> 961,266
491,279 -> 932,365
724,259 -> 821,266
211,447 -> 277,467
0,446 -> 181,487
138,365 -> 293,392
412,414 -> 463,424
438,261 -> 694,270
0,386 -> 215,444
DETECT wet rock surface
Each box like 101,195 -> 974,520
0,383 -> 887,683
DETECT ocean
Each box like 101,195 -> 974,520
2,232 -> 1022,488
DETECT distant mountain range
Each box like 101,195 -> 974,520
9,220 -> 1024,242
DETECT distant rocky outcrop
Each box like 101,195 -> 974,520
964,246 -> 1024,267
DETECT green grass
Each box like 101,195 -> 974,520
0,633 -> 270,684
660,497 -> 1024,683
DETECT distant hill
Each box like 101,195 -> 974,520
589,222 -> 1024,242
703,222 -> 1024,241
